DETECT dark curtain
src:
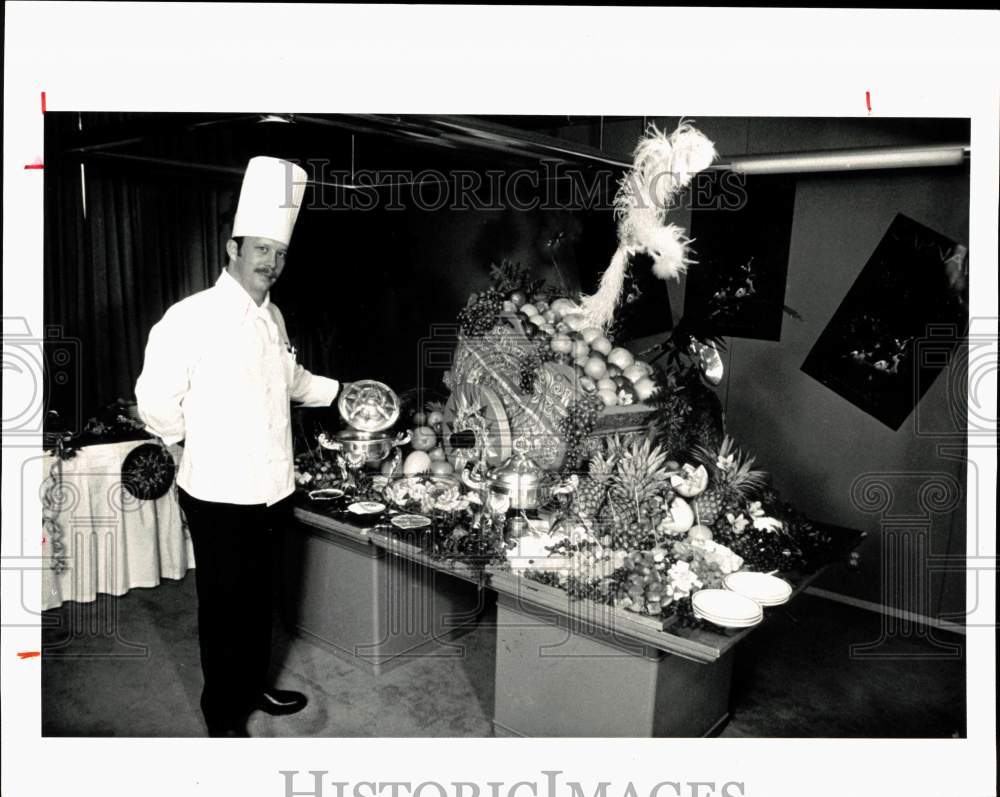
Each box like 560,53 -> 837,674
43,114 -> 238,432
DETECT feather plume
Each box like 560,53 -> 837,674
647,224 -> 694,280
579,119 -> 716,329
632,125 -> 678,209
666,120 -> 718,189
580,245 -> 630,329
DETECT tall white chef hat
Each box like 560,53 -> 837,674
231,156 -> 309,246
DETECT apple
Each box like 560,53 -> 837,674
597,377 -> 617,392
502,300 -> 516,312
520,303 -> 539,317
426,410 -> 444,429
550,334 -> 573,354
598,388 -> 618,407
623,364 -> 647,384
430,459 -> 455,476
580,327 -> 603,345
591,336 -> 613,356
410,426 -> 437,451
608,347 -> 635,370
509,291 -> 527,308
413,411 -> 427,426
428,446 -> 447,461
584,356 -> 608,380
687,524 -> 713,543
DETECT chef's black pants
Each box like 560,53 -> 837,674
177,488 -> 291,733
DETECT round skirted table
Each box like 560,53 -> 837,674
40,440 -> 193,611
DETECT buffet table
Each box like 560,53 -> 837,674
289,503 -> 842,737
41,441 -> 193,611
282,507 -> 486,675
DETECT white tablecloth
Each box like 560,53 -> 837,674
41,440 -> 195,611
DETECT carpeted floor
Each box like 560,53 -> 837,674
41,573 -> 965,738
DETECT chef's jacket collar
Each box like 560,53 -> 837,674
217,269 -> 272,320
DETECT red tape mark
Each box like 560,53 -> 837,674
42,91 -> 46,114
24,161 -> 44,170
17,651 -> 41,660
866,91 -> 872,112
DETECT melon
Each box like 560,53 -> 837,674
402,451 -> 432,476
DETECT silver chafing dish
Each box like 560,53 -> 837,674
318,380 -> 410,470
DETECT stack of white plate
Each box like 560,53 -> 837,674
691,589 -> 763,628
723,571 -> 793,607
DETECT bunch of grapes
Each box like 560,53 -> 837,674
457,288 -> 504,336
518,350 -> 543,393
731,528 -> 795,573
535,338 -> 556,364
559,394 -> 603,471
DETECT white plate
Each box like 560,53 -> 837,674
723,571 -> 792,606
693,609 -> 763,628
390,514 -> 432,530
691,589 -> 763,627
308,488 -> 345,501
693,611 -> 762,628
347,501 -> 386,515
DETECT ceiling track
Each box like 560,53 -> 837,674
68,113 -> 971,179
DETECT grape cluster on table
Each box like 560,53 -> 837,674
457,288 -> 504,336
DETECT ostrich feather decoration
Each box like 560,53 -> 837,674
580,120 -> 717,329
579,245 -> 630,330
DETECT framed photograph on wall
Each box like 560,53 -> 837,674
683,174 -> 797,341
801,213 -> 969,430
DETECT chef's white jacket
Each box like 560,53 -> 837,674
135,270 -> 340,506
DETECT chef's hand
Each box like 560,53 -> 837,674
332,382 -> 352,405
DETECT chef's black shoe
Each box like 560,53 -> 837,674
257,688 -> 308,716
207,722 -> 250,737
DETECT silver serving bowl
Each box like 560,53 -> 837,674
318,429 -> 411,469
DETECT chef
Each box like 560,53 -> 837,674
135,156 -> 340,737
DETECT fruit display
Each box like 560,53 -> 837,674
689,436 -> 767,527
291,251 -> 846,632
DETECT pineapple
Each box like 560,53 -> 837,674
570,451 -> 614,529
605,436 -> 673,549
690,436 -> 768,526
